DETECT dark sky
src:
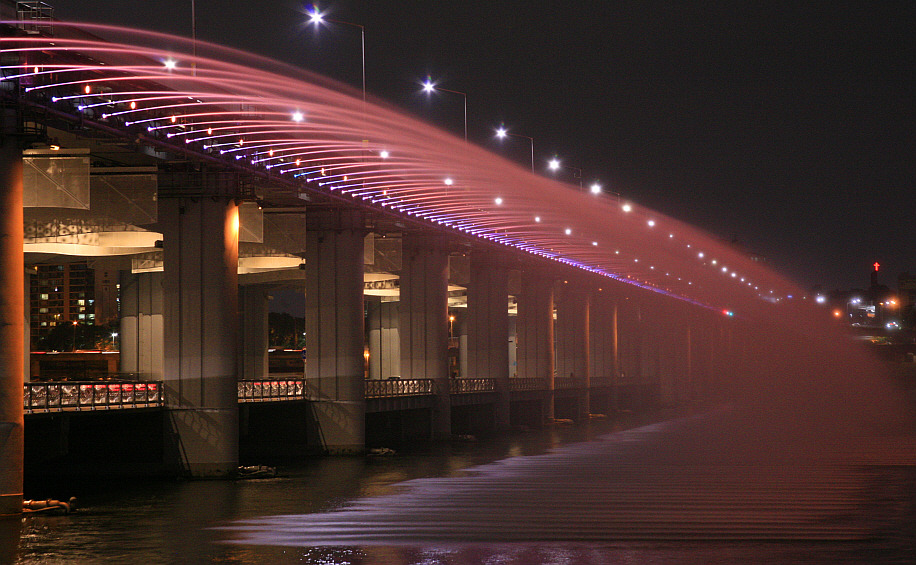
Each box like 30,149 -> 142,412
47,1 -> 916,291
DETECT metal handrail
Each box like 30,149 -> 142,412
449,378 -> 495,394
237,379 -> 304,401
554,377 -> 587,390
23,380 -> 163,413
365,378 -> 434,398
509,377 -> 547,391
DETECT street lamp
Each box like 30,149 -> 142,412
422,77 -> 467,142
495,125 -> 534,172
547,157 -> 582,188
307,6 -> 366,103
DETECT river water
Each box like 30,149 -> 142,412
5,406 -> 916,564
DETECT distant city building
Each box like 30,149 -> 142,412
898,272 -> 916,311
29,261 -> 119,348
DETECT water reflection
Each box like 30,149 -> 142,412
218,408 -> 916,564
10,406 -> 916,564
9,417 -> 633,564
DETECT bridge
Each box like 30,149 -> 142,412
0,20 -> 874,518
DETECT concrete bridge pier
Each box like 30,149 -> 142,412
120,271 -> 164,378
399,233 -> 451,439
0,107 -> 24,515
160,192 -> 240,477
304,208 -> 366,454
367,297 -> 399,380
517,273 -> 555,422
590,289 -> 619,413
238,286 -> 269,381
468,254 -> 510,430
556,284 -> 590,420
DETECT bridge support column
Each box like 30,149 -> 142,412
557,285 -> 590,420
161,195 -> 239,477
518,273 -> 555,421
120,271 -> 164,378
468,255 -> 510,430
23,269 -> 31,383
660,303 -> 692,406
617,296 -> 640,408
367,297 -> 399,380
0,107 -> 24,516
590,289 -> 618,413
239,286 -> 269,380
457,311 -> 468,379
305,208 -> 366,453
399,233 -> 450,439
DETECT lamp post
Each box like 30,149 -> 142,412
548,157 -> 583,189
423,78 -> 467,142
307,7 -> 366,103
495,125 -> 534,172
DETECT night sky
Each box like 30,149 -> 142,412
45,1 -> 916,292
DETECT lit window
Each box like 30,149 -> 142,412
40,294 -> 48,300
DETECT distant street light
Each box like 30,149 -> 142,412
307,6 -> 366,103
422,77 -> 467,142
495,125 -> 534,172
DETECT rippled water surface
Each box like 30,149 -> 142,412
6,407 -> 916,564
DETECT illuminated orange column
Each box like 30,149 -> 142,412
0,107 -> 24,516
160,191 -> 239,477
589,288 -> 619,412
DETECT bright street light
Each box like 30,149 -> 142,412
494,125 -> 534,172
422,77 -> 467,142
307,6 -> 366,103
547,157 -> 583,188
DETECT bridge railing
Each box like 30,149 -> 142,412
365,378 -> 434,398
23,381 -> 163,413
509,377 -> 547,391
554,377 -> 587,390
449,378 -> 495,394
238,379 -> 304,401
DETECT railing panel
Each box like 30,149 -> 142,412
509,378 -> 547,391
24,380 -> 164,413
449,378 -> 495,394
554,377 -> 586,390
364,379 -> 433,399
237,379 -> 305,401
